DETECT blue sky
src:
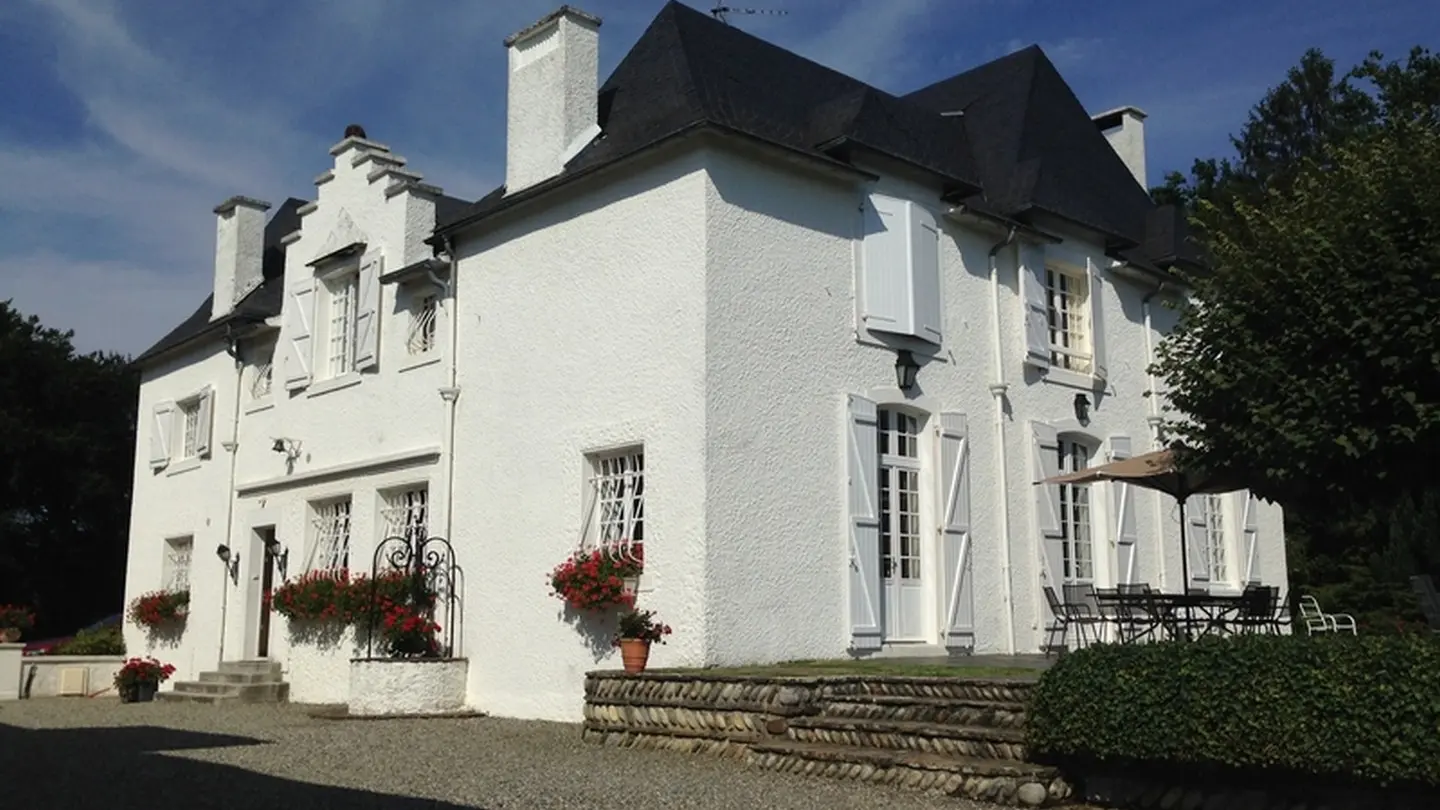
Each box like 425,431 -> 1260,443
2,0 -> 1434,356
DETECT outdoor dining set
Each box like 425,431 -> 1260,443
1044,582 -> 1295,649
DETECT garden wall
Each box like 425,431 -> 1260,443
20,655 -> 125,698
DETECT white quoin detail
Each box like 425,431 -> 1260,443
1088,259 -> 1109,381
1092,106 -> 1148,189
1030,421 -> 1063,590
284,279 -> 316,390
860,194 -> 943,344
938,412 -> 973,651
1242,491 -> 1261,583
149,401 -> 175,469
194,386 -> 215,459
1108,435 -> 1139,584
846,394 -> 882,651
354,250 -> 383,371
503,6 -> 603,194
211,196 -> 271,321
1018,241 -> 1049,367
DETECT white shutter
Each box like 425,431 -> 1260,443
847,394 -> 882,650
1019,242 -> 1050,368
1187,496 -> 1210,583
1241,491 -> 1261,583
1088,260 -> 1109,381
284,279 -> 315,390
354,250 -> 383,371
861,194 -> 909,336
1030,421 -> 1064,589
149,401 -> 175,469
909,204 -> 942,345
194,386 -> 215,459
938,412 -> 972,651
1109,435 -> 1139,584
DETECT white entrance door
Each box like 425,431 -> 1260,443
878,409 -> 926,641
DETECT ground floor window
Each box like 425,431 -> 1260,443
877,409 -> 922,582
1202,493 -> 1229,583
310,496 -> 353,570
380,485 -> 429,545
163,535 -> 193,592
1057,439 -> 1093,583
586,448 -> 644,554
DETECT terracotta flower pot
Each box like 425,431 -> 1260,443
619,639 -> 651,674
0,627 -> 19,643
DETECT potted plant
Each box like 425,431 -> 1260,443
613,608 -> 672,674
0,604 -> 35,643
126,589 -> 190,629
549,544 -> 644,613
114,656 -> 177,703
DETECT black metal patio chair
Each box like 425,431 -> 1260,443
1063,583 -> 1107,647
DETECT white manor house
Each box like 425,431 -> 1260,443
122,2 -> 1288,720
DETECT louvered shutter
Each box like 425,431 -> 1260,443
149,401 -> 175,469
938,412 -> 972,651
1109,435 -> 1139,584
354,250 -> 383,371
847,395 -> 882,651
1088,259 -> 1108,381
194,386 -> 215,458
910,204 -> 942,345
861,194 -> 909,336
1030,422 -> 1064,592
285,279 -> 315,390
1019,242 -> 1050,368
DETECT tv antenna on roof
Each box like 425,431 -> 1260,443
710,4 -> 789,25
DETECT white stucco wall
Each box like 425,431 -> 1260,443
349,658 -> 467,716
450,147 -> 710,722
18,655 -> 124,698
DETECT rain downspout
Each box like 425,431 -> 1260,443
438,236 -> 460,543
988,226 -> 1018,654
219,327 -> 245,665
1142,282 -> 1172,588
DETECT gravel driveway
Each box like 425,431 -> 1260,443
0,699 -> 1012,810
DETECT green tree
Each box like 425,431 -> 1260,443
0,301 -> 138,637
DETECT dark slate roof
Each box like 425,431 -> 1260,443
905,45 -> 1157,250
132,198 -> 306,366
437,1 -> 983,234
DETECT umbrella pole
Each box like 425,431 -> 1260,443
1178,496 -> 1192,640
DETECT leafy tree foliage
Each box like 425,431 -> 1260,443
0,301 -> 138,637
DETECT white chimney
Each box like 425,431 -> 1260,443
211,196 -> 271,321
1092,106 -> 1148,189
503,6 -> 602,194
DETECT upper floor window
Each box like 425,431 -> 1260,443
1046,267 -> 1092,374
178,397 -> 202,459
283,249 -> 382,392
250,351 -> 274,401
309,496 -> 353,571
324,269 -> 361,378
148,386 -> 214,470
859,193 -> 942,346
407,294 -> 438,356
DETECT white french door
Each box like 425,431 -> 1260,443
878,409 -> 926,641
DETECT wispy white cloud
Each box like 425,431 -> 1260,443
1000,35 -> 1106,71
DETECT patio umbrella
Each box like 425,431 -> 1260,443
1036,447 -> 1249,592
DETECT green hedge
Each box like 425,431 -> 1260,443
1027,634 -> 1440,788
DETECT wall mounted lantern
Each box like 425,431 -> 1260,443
1073,392 -> 1091,425
216,543 -> 240,584
895,350 -> 920,391
263,535 -> 289,580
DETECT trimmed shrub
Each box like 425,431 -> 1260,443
54,625 -> 125,655
1027,633 -> 1440,788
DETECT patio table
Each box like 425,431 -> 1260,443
1095,591 -> 1249,642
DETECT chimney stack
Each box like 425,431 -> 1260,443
503,6 -> 602,194
1092,106 -> 1148,189
211,196 -> 271,321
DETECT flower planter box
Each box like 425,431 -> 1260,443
348,657 -> 468,717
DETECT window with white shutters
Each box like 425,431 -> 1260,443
1203,494 -> 1229,584
877,409 -> 922,582
325,270 -> 360,378
1057,439 -> 1094,582
178,399 -> 201,459
860,194 -> 943,345
310,497 -> 353,571
582,448 -> 644,555
162,536 -> 193,592
380,485 -> 429,544
1045,267 -> 1091,373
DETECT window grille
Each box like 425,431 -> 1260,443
163,536 -> 192,592
1204,494 -> 1229,583
407,295 -> 437,355
179,400 -> 201,459
327,272 -> 359,377
381,486 -> 429,545
1057,439 -> 1094,582
1045,268 -> 1091,373
584,449 -> 644,558
311,497 -> 353,571
251,357 -> 273,400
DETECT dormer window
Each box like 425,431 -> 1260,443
323,267 -> 361,378
283,247 -> 382,392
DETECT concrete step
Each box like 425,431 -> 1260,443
747,741 -> 1070,807
168,679 -> 289,703
819,695 -> 1028,729
783,716 -> 1029,761
198,670 -> 274,685
217,659 -> 283,678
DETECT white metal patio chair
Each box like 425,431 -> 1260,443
1298,595 -> 1357,635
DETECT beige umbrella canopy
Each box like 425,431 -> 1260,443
1037,447 -> 1251,591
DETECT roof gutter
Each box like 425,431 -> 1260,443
943,203 -> 1061,244
129,312 -> 269,370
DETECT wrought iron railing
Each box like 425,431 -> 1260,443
364,534 -> 463,659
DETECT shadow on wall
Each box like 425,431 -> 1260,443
560,606 -> 620,663
0,723 -> 487,809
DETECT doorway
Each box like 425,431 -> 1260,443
255,526 -> 277,658
878,408 -> 927,642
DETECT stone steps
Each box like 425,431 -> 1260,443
820,695 -> 1029,729
785,716 -> 1029,761
748,741 -> 1069,807
156,659 -> 289,705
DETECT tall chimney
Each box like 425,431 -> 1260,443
503,6 -> 602,194
1092,106 -> 1148,189
211,196 -> 271,321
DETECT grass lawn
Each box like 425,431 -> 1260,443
657,658 -> 1042,679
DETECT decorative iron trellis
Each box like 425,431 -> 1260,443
365,534 -> 463,659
